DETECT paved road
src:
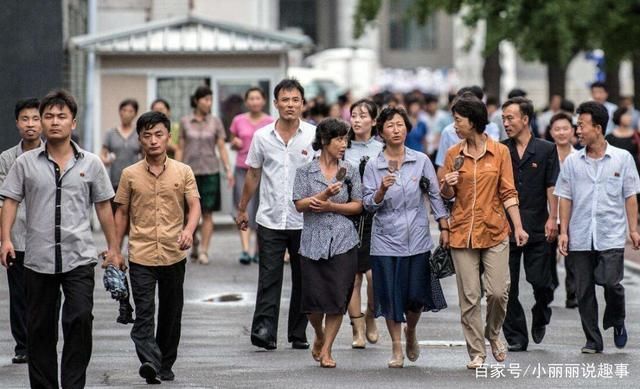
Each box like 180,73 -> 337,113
0,225 -> 638,388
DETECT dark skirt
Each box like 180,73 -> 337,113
355,212 -> 373,273
195,173 -> 221,212
370,252 -> 447,323
301,248 -> 358,314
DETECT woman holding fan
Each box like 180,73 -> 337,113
293,118 -> 362,368
362,107 -> 449,368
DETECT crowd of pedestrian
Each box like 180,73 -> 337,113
0,77 -> 638,387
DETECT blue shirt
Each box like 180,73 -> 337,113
405,121 -> 428,153
435,122 -> 501,167
362,148 -> 448,256
292,159 -> 361,260
554,143 -> 640,251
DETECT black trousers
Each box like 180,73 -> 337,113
571,249 -> 625,350
549,234 -> 577,302
7,251 -> 27,356
129,259 -> 185,374
252,226 -> 307,345
503,241 -> 555,348
26,264 -> 95,389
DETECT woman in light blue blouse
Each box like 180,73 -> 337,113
362,107 -> 449,368
293,118 -> 363,368
344,99 -> 383,349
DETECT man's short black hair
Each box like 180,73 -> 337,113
590,81 -> 608,92
14,98 -> 40,120
451,95 -> 489,134
311,118 -> 349,151
39,90 -> 78,118
560,99 -> 575,114
502,96 -> 535,123
576,101 -> 609,134
136,111 -> 171,135
486,96 -> 499,107
423,93 -> 438,105
273,78 -> 305,102
508,88 -> 527,99
119,98 -> 139,113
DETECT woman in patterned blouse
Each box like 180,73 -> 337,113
293,118 -> 363,368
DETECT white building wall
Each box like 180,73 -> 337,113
194,0 -> 279,29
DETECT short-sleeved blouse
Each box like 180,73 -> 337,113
292,159 -> 361,260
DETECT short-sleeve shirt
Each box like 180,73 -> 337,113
0,141 -> 43,251
554,143 -> 640,251
245,119 -> 316,230
0,142 -> 114,274
115,158 -> 200,266
502,136 -> 559,242
179,113 -> 226,175
103,128 -> 141,188
292,159 -> 361,260
229,113 -> 274,169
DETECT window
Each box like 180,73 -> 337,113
217,80 -> 271,134
156,77 -> 211,125
388,0 -> 437,50
279,0 -> 317,42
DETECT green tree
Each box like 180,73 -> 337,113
353,0 -> 599,101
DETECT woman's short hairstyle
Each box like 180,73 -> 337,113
451,94 -> 489,134
244,87 -> 267,101
312,118 -> 349,151
612,106 -> 629,126
375,106 -> 413,137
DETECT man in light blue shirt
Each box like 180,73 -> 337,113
590,82 -> 617,134
555,101 -> 640,354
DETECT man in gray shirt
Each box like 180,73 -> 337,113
555,101 -> 640,354
0,98 -> 43,364
0,90 -> 123,389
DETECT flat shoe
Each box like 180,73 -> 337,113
388,357 -> 404,368
311,337 -> 324,361
404,327 -> 420,362
319,355 -> 336,368
466,356 -> 485,369
490,339 -> 507,362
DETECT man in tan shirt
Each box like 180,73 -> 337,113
114,111 -> 201,384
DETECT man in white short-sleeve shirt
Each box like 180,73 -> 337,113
237,79 -> 314,351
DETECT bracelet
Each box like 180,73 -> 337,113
439,227 -> 450,232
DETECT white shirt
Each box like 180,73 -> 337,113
245,119 -> 316,230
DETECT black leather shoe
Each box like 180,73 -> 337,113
507,343 -> 527,352
581,342 -> 602,354
251,328 -> 277,350
11,354 -> 28,364
139,362 -> 161,384
532,326 -> 546,344
291,340 -> 310,349
159,370 -> 175,381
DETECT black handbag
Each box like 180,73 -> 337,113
430,245 -> 455,279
